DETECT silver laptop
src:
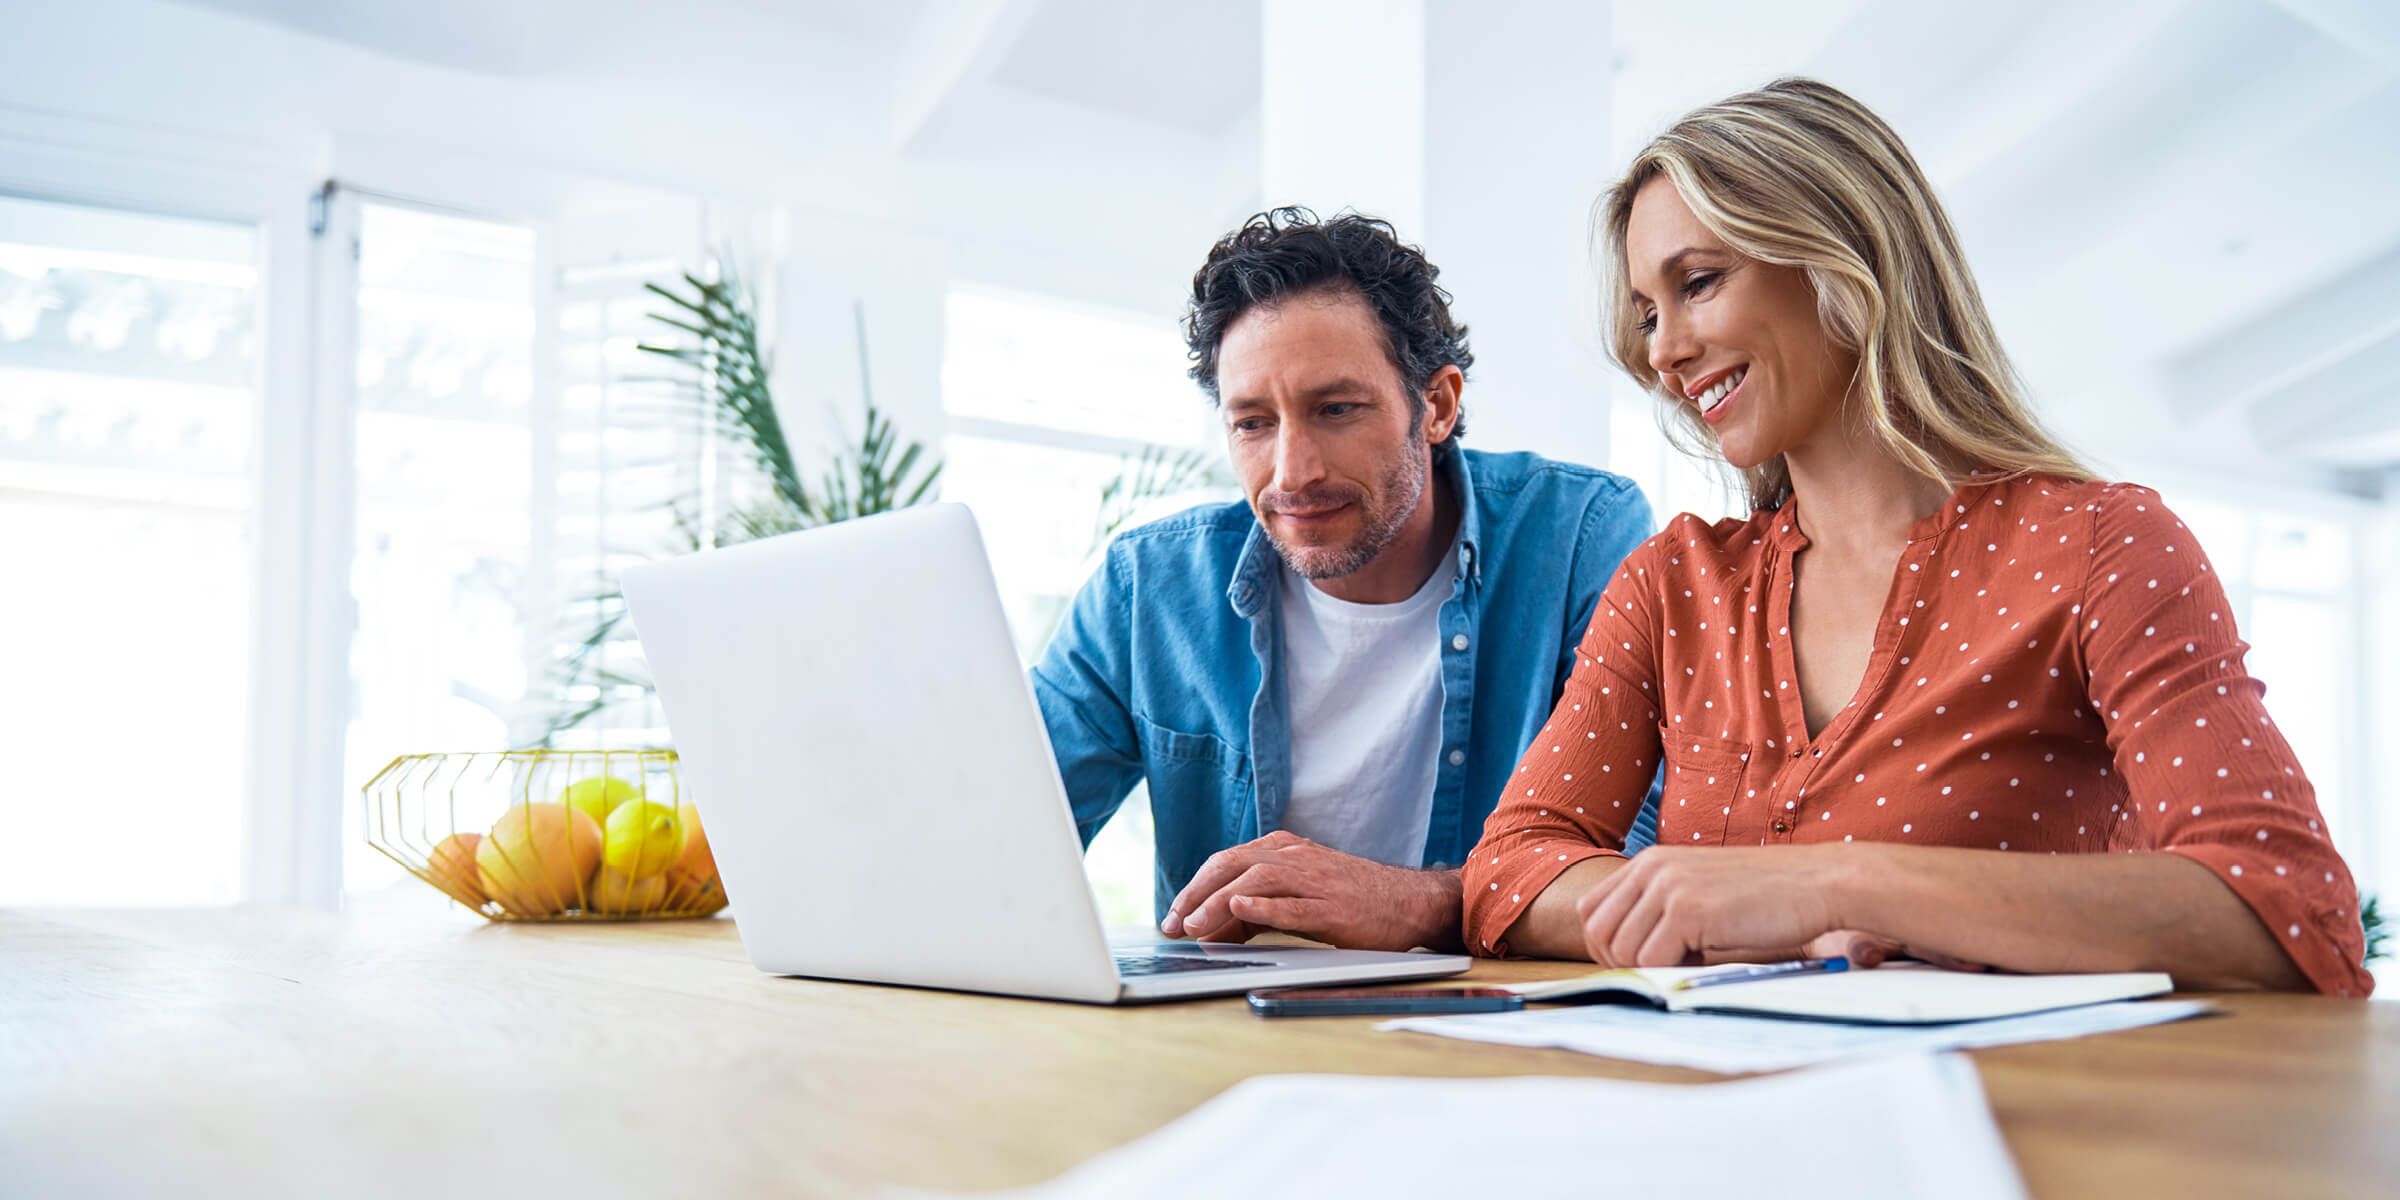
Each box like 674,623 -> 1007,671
619,503 -> 1469,1003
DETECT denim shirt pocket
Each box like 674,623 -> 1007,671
1134,714 -> 1253,790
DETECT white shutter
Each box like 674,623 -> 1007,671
533,202 -> 706,750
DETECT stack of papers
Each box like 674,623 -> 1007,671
956,1053 -> 2023,1200
1381,998 -> 2211,1074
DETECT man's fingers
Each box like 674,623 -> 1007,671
1181,913 -> 1262,944
1178,863 -> 1297,940
1229,894 -> 1334,936
1164,845 -> 1270,936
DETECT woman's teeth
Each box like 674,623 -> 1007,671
1700,367 -> 1745,415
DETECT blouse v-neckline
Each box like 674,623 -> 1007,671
1766,477 -> 1992,753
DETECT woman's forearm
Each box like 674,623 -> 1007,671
1831,844 -> 2310,991
1491,856 -> 1624,959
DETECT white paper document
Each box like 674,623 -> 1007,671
1381,998 -> 2212,1074
948,1053 -> 2022,1200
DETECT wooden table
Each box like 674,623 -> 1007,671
3,900 -> 2395,1198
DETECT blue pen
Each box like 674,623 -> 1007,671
1671,956 -> 1850,992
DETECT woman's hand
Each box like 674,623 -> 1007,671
1573,844 -> 1869,967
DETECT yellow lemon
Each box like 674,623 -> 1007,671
602,799 -> 684,879
558,774 -> 644,831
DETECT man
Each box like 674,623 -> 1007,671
1033,207 -> 1659,953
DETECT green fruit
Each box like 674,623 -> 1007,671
559,775 -> 644,830
602,799 -> 684,879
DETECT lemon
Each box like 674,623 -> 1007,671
602,799 -> 684,879
558,774 -> 644,830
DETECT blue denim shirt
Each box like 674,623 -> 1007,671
1032,447 -> 1662,920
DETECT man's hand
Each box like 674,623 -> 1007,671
1161,831 -> 1463,952
1573,844 -> 1866,967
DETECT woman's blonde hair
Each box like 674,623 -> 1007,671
1598,77 -> 2092,510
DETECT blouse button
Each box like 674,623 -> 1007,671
1788,746 -> 1803,760
1772,818 -> 1791,834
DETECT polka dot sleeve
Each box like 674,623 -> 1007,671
1462,536 -> 1668,955
2077,486 -> 2372,996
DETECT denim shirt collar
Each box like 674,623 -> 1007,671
1225,445 -> 1482,619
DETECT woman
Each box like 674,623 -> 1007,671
1462,78 -> 2369,995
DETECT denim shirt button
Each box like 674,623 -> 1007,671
1450,633 -> 1470,652
1447,749 -> 1466,767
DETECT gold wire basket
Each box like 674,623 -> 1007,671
362,748 -> 727,922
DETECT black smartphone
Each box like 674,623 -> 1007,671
1246,985 -> 1525,1018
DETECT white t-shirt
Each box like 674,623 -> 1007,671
1275,547 -> 1457,866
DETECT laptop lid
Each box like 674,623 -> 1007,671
621,504 -> 1122,1003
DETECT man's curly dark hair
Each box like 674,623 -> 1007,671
1183,207 -> 1472,445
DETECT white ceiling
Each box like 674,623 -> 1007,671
159,0 -> 2400,482
174,0 -> 926,75
1613,0 -> 2400,482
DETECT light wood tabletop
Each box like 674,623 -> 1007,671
2,898 -> 2394,1198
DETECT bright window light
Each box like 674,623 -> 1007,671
0,193 -> 259,905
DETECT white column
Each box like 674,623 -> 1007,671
1421,1 -> 1615,467
760,204 -> 953,471
2360,476 -> 2400,917
1258,1 -> 1615,467
1260,0 -> 1428,235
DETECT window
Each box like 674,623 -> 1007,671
938,285 -> 1233,926
339,203 -> 542,894
0,193 -> 261,904
539,251 -> 706,752
2175,499 -> 2363,856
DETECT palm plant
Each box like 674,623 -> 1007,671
534,263 -> 939,745
530,259 -> 1238,744
532,261 -> 1219,746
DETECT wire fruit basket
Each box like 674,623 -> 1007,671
362,748 -> 727,922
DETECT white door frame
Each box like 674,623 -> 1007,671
0,106 -> 333,906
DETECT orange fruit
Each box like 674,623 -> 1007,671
661,803 -> 726,914
590,866 -> 667,915
477,803 -> 602,916
426,832 -> 486,908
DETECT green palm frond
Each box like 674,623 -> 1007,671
633,269 -> 807,515
801,403 -> 944,526
532,255 -> 943,747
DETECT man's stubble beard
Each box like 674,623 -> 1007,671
1268,446 -> 1429,581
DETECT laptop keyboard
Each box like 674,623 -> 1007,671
1113,953 -> 1279,976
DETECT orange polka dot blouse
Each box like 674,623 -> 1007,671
1462,474 -> 2371,996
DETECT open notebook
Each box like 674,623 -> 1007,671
1506,962 -> 2173,1025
